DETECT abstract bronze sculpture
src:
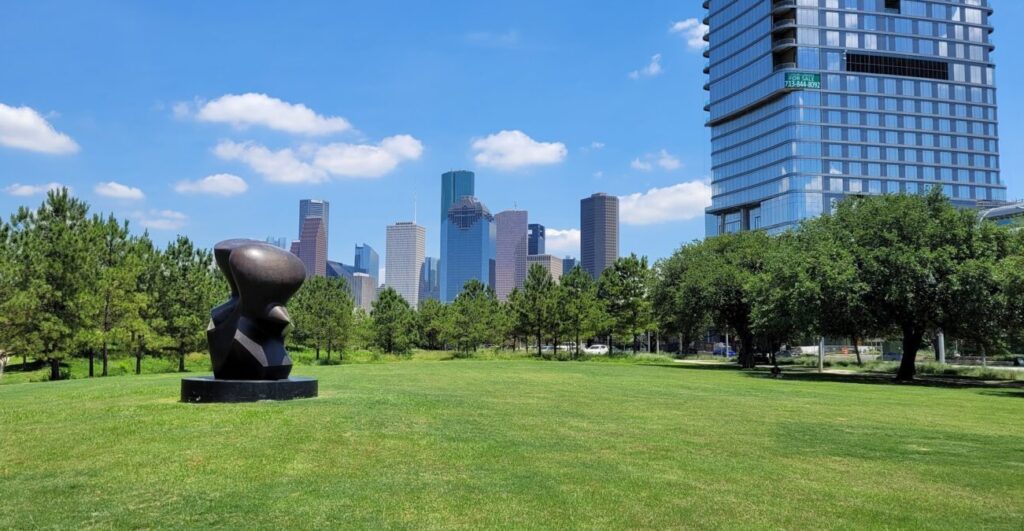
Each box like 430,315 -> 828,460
181,239 -> 317,402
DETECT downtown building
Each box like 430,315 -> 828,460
442,196 -> 496,302
291,199 -> 329,278
385,222 -> 426,307
419,256 -> 440,302
528,223 -> 545,255
527,254 -> 563,283
354,243 -> 379,286
440,170 -> 475,299
704,0 -> 1002,236
495,210 -> 529,301
580,192 -> 619,279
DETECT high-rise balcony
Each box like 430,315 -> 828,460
702,0 -> 709,9
772,0 -> 797,15
771,37 -> 797,53
703,62 -> 711,74
773,62 -> 797,71
702,46 -> 710,58
772,18 -> 797,32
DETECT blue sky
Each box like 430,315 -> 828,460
1,0 -> 1022,267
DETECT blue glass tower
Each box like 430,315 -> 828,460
354,243 -> 379,286
704,0 -> 1002,236
442,196 -> 496,302
440,170 -> 475,301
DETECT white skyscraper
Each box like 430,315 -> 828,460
385,222 -> 426,307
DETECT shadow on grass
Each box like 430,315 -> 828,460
4,359 -> 48,373
647,361 -> 1024,392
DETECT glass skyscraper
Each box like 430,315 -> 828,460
419,256 -> 440,302
354,243 -> 379,287
704,0 -> 1002,236
528,223 -> 545,255
440,170 -> 475,302
385,222 -> 426,307
442,197 -> 496,302
580,193 -> 619,279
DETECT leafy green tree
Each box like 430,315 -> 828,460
152,236 -> 219,372
415,298 -> 448,350
511,265 -> 555,356
597,254 -> 654,354
657,232 -> 771,368
828,190 -> 1008,380
443,280 -> 503,355
371,287 -> 416,354
291,276 -> 353,361
130,234 -> 168,374
652,251 -> 710,356
558,265 -> 605,358
3,189 -> 93,380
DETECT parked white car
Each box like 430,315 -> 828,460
584,344 -> 609,355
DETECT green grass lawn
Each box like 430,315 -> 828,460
2,360 -> 1023,529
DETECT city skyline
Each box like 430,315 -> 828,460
2,1 -> 1023,265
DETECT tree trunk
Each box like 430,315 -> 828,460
135,352 -> 142,375
49,358 -> 61,381
853,336 -> 863,366
536,330 -> 542,357
315,341 -> 321,360
89,350 -> 95,377
897,327 -> 923,381
178,348 -> 186,372
575,329 -> 581,360
632,333 -> 639,354
102,342 -> 109,377
327,338 -> 332,362
738,329 -> 755,369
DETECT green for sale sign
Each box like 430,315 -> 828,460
784,72 -> 821,90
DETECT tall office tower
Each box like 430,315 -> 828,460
495,210 -> 529,301
704,0 -> 1002,236
299,199 -> 330,241
527,223 -> 545,255
562,257 -> 578,276
351,272 -> 377,312
443,197 -> 496,302
295,217 -> 327,277
441,170 -> 476,222
354,243 -> 379,286
419,257 -> 441,303
264,236 -> 288,250
385,222 -> 426,307
527,254 -> 564,283
580,193 -> 619,278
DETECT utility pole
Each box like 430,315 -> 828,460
818,337 -> 825,373
936,330 -> 946,364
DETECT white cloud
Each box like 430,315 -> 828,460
632,149 -> 682,172
670,18 -> 708,52
314,134 -> 424,178
215,140 -> 327,184
545,228 -> 581,257
590,141 -> 605,150
0,103 -> 79,155
216,135 -> 423,183
656,149 -> 682,170
185,93 -> 352,135
631,158 -> 653,172
131,210 -> 187,231
174,173 -> 249,196
619,181 -> 712,225
3,182 -> 65,197
471,130 -> 567,170
94,181 -> 145,201
629,53 -> 663,79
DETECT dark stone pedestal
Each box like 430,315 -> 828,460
181,376 -> 318,403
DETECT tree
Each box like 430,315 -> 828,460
511,265 -> 555,356
443,280 -> 503,355
597,254 -> 654,354
79,215 -> 148,376
130,234 -> 167,374
3,189 -> 93,380
828,190 -> 1008,380
652,251 -> 710,357
371,287 -> 415,354
657,232 -> 771,368
558,265 -> 605,359
291,276 -> 353,361
415,298 -> 448,350
152,236 -> 219,372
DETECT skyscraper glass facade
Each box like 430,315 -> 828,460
419,256 -> 440,302
580,193 -> 619,278
440,170 -> 475,302
354,243 -> 379,286
705,0 -> 1002,236
385,222 -> 426,307
443,197 -> 496,302
528,223 -> 545,255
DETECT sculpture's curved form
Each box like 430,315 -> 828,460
206,239 -> 306,380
